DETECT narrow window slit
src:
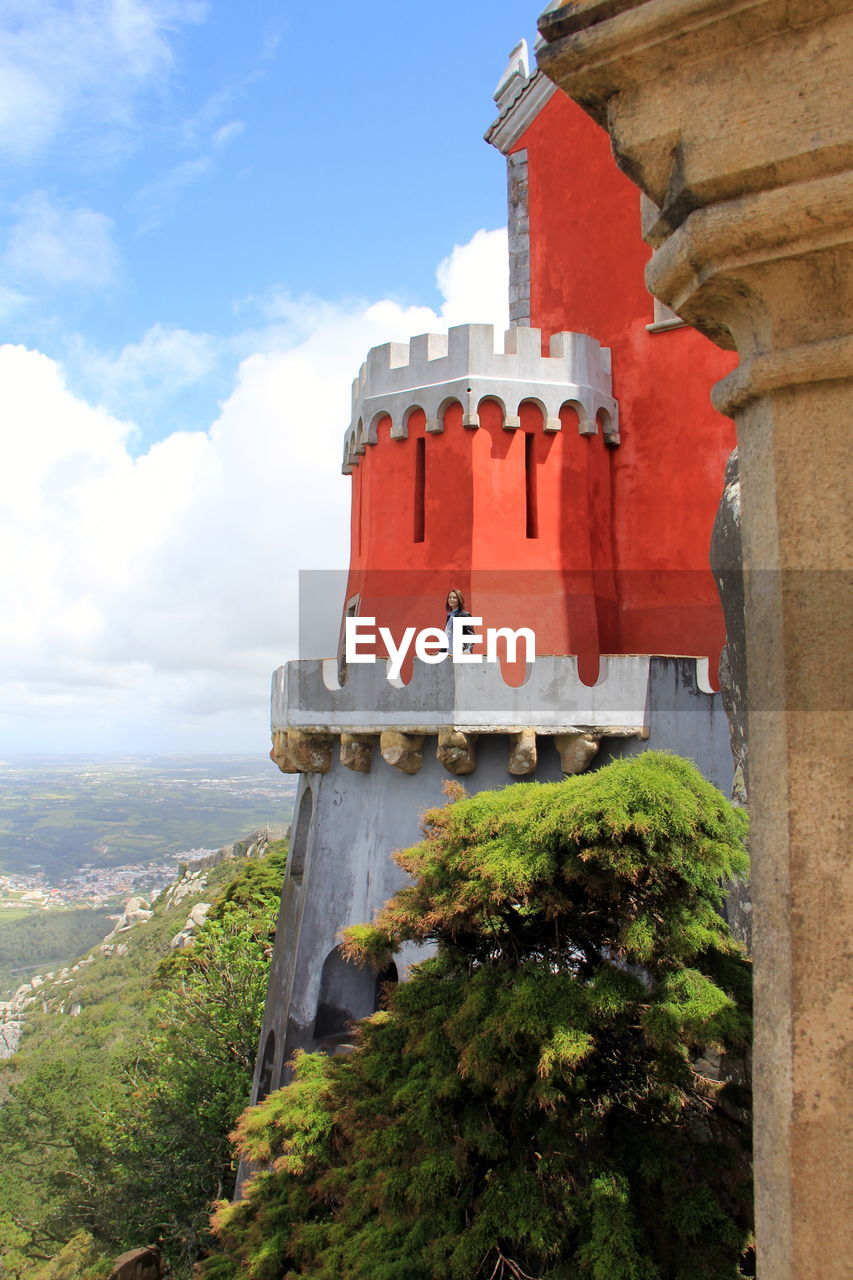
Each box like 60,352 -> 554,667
414,437 -> 426,543
525,432 -> 538,539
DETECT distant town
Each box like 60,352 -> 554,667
0,847 -> 221,911
0,755 -> 296,886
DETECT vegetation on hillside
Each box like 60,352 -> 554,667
209,754 -> 753,1280
0,907 -> 115,997
0,839 -> 287,1279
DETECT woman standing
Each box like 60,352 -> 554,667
445,588 -> 474,653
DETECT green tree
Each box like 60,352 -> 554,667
0,843 -> 287,1279
0,1212 -> 39,1280
102,854 -> 285,1269
210,753 -> 752,1280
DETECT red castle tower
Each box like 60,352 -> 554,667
341,41 -> 736,682
250,44 -> 738,1105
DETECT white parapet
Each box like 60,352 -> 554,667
342,324 -> 619,473
271,655 -> 651,736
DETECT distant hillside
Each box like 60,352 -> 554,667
0,829 -> 287,1278
0,906 -> 114,1000
0,755 -> 296,879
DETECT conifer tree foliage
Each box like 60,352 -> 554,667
209,753 -> 753,1280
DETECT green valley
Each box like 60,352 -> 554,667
0,907 -> 115,998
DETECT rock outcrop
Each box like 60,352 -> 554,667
103,896 -> 153,940
170,901 -> 212,949
0,1018 -> 23,1059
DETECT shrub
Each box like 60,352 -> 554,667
208,754 -> 752,1280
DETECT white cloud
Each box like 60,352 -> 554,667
5,191 -> 120,287
70,323 -> 219,417
438,227 -> 509,330
212,120 -> 244,149
0,227 -> 509,751
0,0 -> 207,161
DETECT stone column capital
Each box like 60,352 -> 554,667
538,0 -> 853,354
538,4 -> 853,1277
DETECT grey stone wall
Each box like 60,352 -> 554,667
250,657 -> 733,1102
508,149 -> 531,328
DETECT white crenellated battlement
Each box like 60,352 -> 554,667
271,655 -> 687,737
342,324 -> 619,473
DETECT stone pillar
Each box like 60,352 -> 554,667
537,3 -> 852,1276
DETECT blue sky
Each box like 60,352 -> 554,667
1,1 -> 535,445
0,1 -> 536,753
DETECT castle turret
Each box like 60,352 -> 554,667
244,43 -> 737,1120
343,323 -> 620,677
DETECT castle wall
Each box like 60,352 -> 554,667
258,734 -> 565,1087
251,657 -> 732,1101
501,88 -> 738,670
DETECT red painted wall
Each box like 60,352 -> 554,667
345,398 -> 613,682
517,90 -> 737,672
343,87 -> 737,680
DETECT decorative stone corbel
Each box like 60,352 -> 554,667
554,732 -> 599,775
379,730 -> 425,775
270,730 -> 300,774
507,729 -> 538,775
437,730 -> 477,775
340,733 -> 375,773
286,729 -> 333,774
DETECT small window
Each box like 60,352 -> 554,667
525,432 -> 539,539
337,594 -> 360,684
414,438 -> 425,543
374,962 -> 399,1011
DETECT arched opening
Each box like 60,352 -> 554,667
289,788 -> 313,883
314,947 -> 394,1048
477,393 -> 508,425
437,396 -> 462,431
256,1029 -> 276,1104
560,399 -> 587,436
